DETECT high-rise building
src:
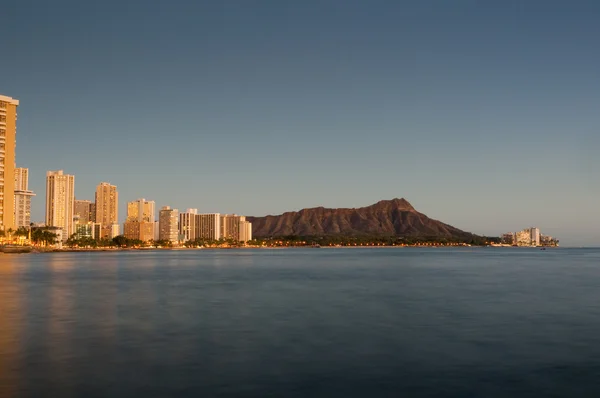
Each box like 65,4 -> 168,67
45,170 -> 75,239
89,203 -> 96,222
220,214 -> 253,242
0,95 -> 19,231
159,206 -> 179,243
179,208 -> 198,242
126,198 -> 155,223
514,227 -> 541,247
95,182 -> 118,239
124,198 -> 155,242
14,167 -> 35,228
196,213 -> 221,241
74,199 -> 93,224
240,219 -> 252,242
530,227 -> 540,247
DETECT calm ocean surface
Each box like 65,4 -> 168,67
1,248 -> 599,397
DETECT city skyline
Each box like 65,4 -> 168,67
0,120 -> 585,246
2,1 -> 599,246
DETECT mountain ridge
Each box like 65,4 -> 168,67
247,198 -> 473,238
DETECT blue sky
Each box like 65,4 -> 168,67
2,0 -> 599,246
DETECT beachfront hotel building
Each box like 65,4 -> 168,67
196,213 -> 221,241
0,95 -> 19,231
127,198 -> 155,223
505,227 -> 547,247
14,167 -> 35,228
95,182 -> 118,239
240,219 -> 252,242
45,170 -> 75,240
159,206 -> 179,243
179,208 -> 198,242
220,214 -> 253,242
124,198 -> 156,242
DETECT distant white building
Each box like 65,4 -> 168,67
515,227 -> 541,246
179,208 -> 198,242
530,227 -> 540,246
14,167 -> 35,228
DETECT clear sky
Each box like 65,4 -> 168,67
2,0 -> 599,246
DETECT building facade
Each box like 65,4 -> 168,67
74,199 -> 93,224
89,203 -> 96,222
124,198 -> 156,242
0,95 -> 19,230
109,223 -> 120,239
513,227 -> 542,247
14,167 -> 35,228
95,182 -> 118,239
126,198 -> 155,223
240,219 -> 252,242
530,227 -> 540,247
159,206 -> 179,243
45,170 -> 75,240
196,213 -> 221,241
74,223 -> 93,239
179,208 -> 198,242
220,214 -> 253,242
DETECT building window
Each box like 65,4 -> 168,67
0,129 -> 5,136
0,115 -> 6,122
0,102 -> 6,109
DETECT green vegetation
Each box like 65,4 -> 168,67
244,235 -> 501,247
65,234 -> 144,248
30,227 -> 59,246
183,237 -> 239,247
17,229 -> 502,251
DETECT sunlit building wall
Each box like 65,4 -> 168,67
95,182 -> 118,239
0,95 -> 19,230
159,206 -> 179,243
45,170 -> 75,240
179,208 -> 198,242
14,167 -> 35,228
195,213 -> 221,241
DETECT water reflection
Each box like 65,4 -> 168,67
0,249 -> 599,397
0,256 -> 24,398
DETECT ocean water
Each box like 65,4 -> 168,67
0,248 -> 599,398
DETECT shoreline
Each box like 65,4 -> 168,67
3,245 -> 562,254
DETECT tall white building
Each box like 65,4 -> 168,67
45,170 -> 75,240
196,213 -> 221,241
530,227 -> 540,247
240,219 -> 252,242
14,167 -> 35,228
179,208 -> 198,242
159,206 -> 179,243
